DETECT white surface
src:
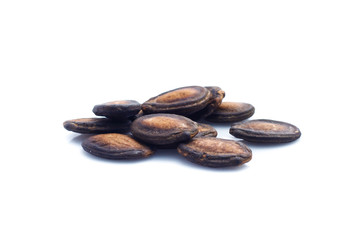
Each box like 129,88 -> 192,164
1,1 -> 341,239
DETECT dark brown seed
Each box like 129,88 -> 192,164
229,119 -> 301,143
141,86 -> 212,116
131,113 -> 198,145
93,100 -> 141,120
189,86 -> 225,120
154,123 -> 217,149
206,102 -> 255,123
177,137 -> 252,168
129,110 -> 144,121
63,118 -> 131,134
195,123 -> 218,138
82,133 -> 154,160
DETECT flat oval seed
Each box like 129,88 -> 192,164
190,86 -> 225,120
177,137 -> 252,168
82,133 -> 154,159
195,123 -> 218,138
93,100 -> 141,120
206,102 -> 255,123
141,86 -> 211,116
131,113 -> 198,145
63,118 -> 131,134
229,119 -> 301,143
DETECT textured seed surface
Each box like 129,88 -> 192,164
190,86 -> 225,120
177,137 -> 252,168
206,102 -> 255,123
141,86 -> 211,116
230,119 -> 301,143
82,133 -> 154,159
131,113 -> 198,145
93,100 -> 141,120
156,88 -> 199,103
195,123 -> 218,138
63,118 -> 131,134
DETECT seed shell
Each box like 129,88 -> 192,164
82,133 -> 154,159
195,123 -> 218,138
206,102 -> 255,123
189,86 -> 225,120
131,113 -> 198,145
177,137 -> 252,168
63,118 -> 131,134
229,119 -> 301,143
141,86 -> 211,116
93,100 -> 141,120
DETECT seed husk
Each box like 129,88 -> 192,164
82,133 -> 154,159
129,110 -> 144,121
177,137 -> 252,168
206,102 -> 255,123
229,119 -> 301,143
93,100 -> 141,120
63,118 -> 131,134
131,113 -> 198,145
195,123 -> 218,138
189,86 -> 225,120
141,86 -> 211,116
153,122 -> 217,149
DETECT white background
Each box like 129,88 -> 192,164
1,1 -> 341,239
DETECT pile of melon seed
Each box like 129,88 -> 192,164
64,86 -> 301,168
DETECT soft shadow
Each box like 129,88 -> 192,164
241,138 -> 301,150
70,134 -> 94,144
81,148 -> 152,165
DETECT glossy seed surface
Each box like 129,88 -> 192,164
177,137 -> 252,168
63,118 -> 131,134
82,133 -> 154,159
206,102 -> 255,123
229,119 -> 301,143
93,100 -> 141,120
195,123 -> 218,138
141,86 -> 211,116
190,86 -> 225,120
131,113 -> 198,145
